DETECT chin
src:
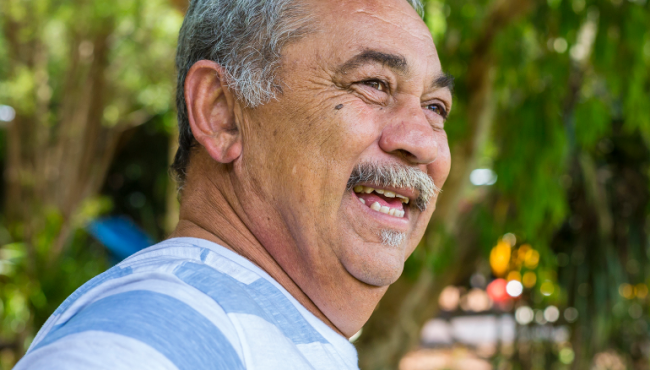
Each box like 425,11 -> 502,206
340,244 -> 408,287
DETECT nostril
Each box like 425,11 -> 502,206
394,149 -> 416,161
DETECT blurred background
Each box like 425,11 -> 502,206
0,0 -> 649,369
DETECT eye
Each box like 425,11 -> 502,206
363,80 -> 388,92
426,103 -> 448,118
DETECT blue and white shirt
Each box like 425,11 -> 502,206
15,237 -> 359,370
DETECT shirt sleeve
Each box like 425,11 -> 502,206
14,331 -> 179,370
14,289 -> 245,370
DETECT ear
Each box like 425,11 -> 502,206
185,60 -> 242,164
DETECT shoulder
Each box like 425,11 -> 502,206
18,239 -> 248,370
17,238 -> 360,370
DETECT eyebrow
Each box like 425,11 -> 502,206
433,73 -> 455,93
336,49 -> 409,75
336,49 -> 455,93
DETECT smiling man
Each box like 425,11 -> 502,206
15,0 -> 452,369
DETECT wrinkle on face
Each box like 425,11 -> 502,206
352,9 -> 433,42
230,0 -> 453,333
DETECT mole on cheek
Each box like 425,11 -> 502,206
335,104 -> 344,110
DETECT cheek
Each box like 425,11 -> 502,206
251,95 -> 383,216
296,98 -> 382,171
332,104 -> 381,157
428,135 -> 451,188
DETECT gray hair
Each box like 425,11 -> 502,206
381,229 -> 406,247
172,0 -> 424,186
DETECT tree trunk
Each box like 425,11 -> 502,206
0,3 -> 184,360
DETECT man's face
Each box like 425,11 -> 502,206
235,0 -> 451,289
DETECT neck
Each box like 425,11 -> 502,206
169,158 -> 344,337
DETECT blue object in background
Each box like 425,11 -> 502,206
87,216 -> 154,261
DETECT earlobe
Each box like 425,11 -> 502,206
185,60 -> 242,164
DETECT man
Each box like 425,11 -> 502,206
15,0 -> 452,368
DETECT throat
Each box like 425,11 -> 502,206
171,219 -> 345,336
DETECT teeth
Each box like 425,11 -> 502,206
352,185 -> 410,215
396,194 -> 409,204
352,186 -> 410,204
362,201 -> 405,218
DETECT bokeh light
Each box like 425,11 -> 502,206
618,283 -> 634,299
489,241 -> 511,277
629,304 -> 643,319
544,306 -> 560,322
522,271 -> 537,288
559,347 -> 575,364
517,244 -> 531,261
0,105 -> 16,122
515,306 -> 534,325
506,280 -> 523,298
635,284 -> 648,299
487,279 -> 509,303
506,271 -> 521,282
461,288 -> 492,312
438,286 -> 460,311
524,249 -> 540,269
540,281 -> 555,296
564,307 -> 579,323
470,169 -> 497,186
502,233 -> 517,247
592,351 -> 626,370
470,273 -> 487,289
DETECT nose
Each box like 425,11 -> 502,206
378,105 -> 438,165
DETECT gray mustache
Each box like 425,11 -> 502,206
346,162 -> 439,211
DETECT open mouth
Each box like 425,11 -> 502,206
352,185 -> 411,218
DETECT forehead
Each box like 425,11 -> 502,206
304,0 -> 441,73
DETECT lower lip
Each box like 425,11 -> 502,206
351,192 -> 411,228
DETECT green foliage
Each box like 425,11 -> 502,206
0,0 -> 182,364
0,0 -> 182,124
574,97 -> 611,149
0,209 -> 109,363
405,0 -> 650,366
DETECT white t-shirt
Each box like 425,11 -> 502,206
15,237 -> 359,370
